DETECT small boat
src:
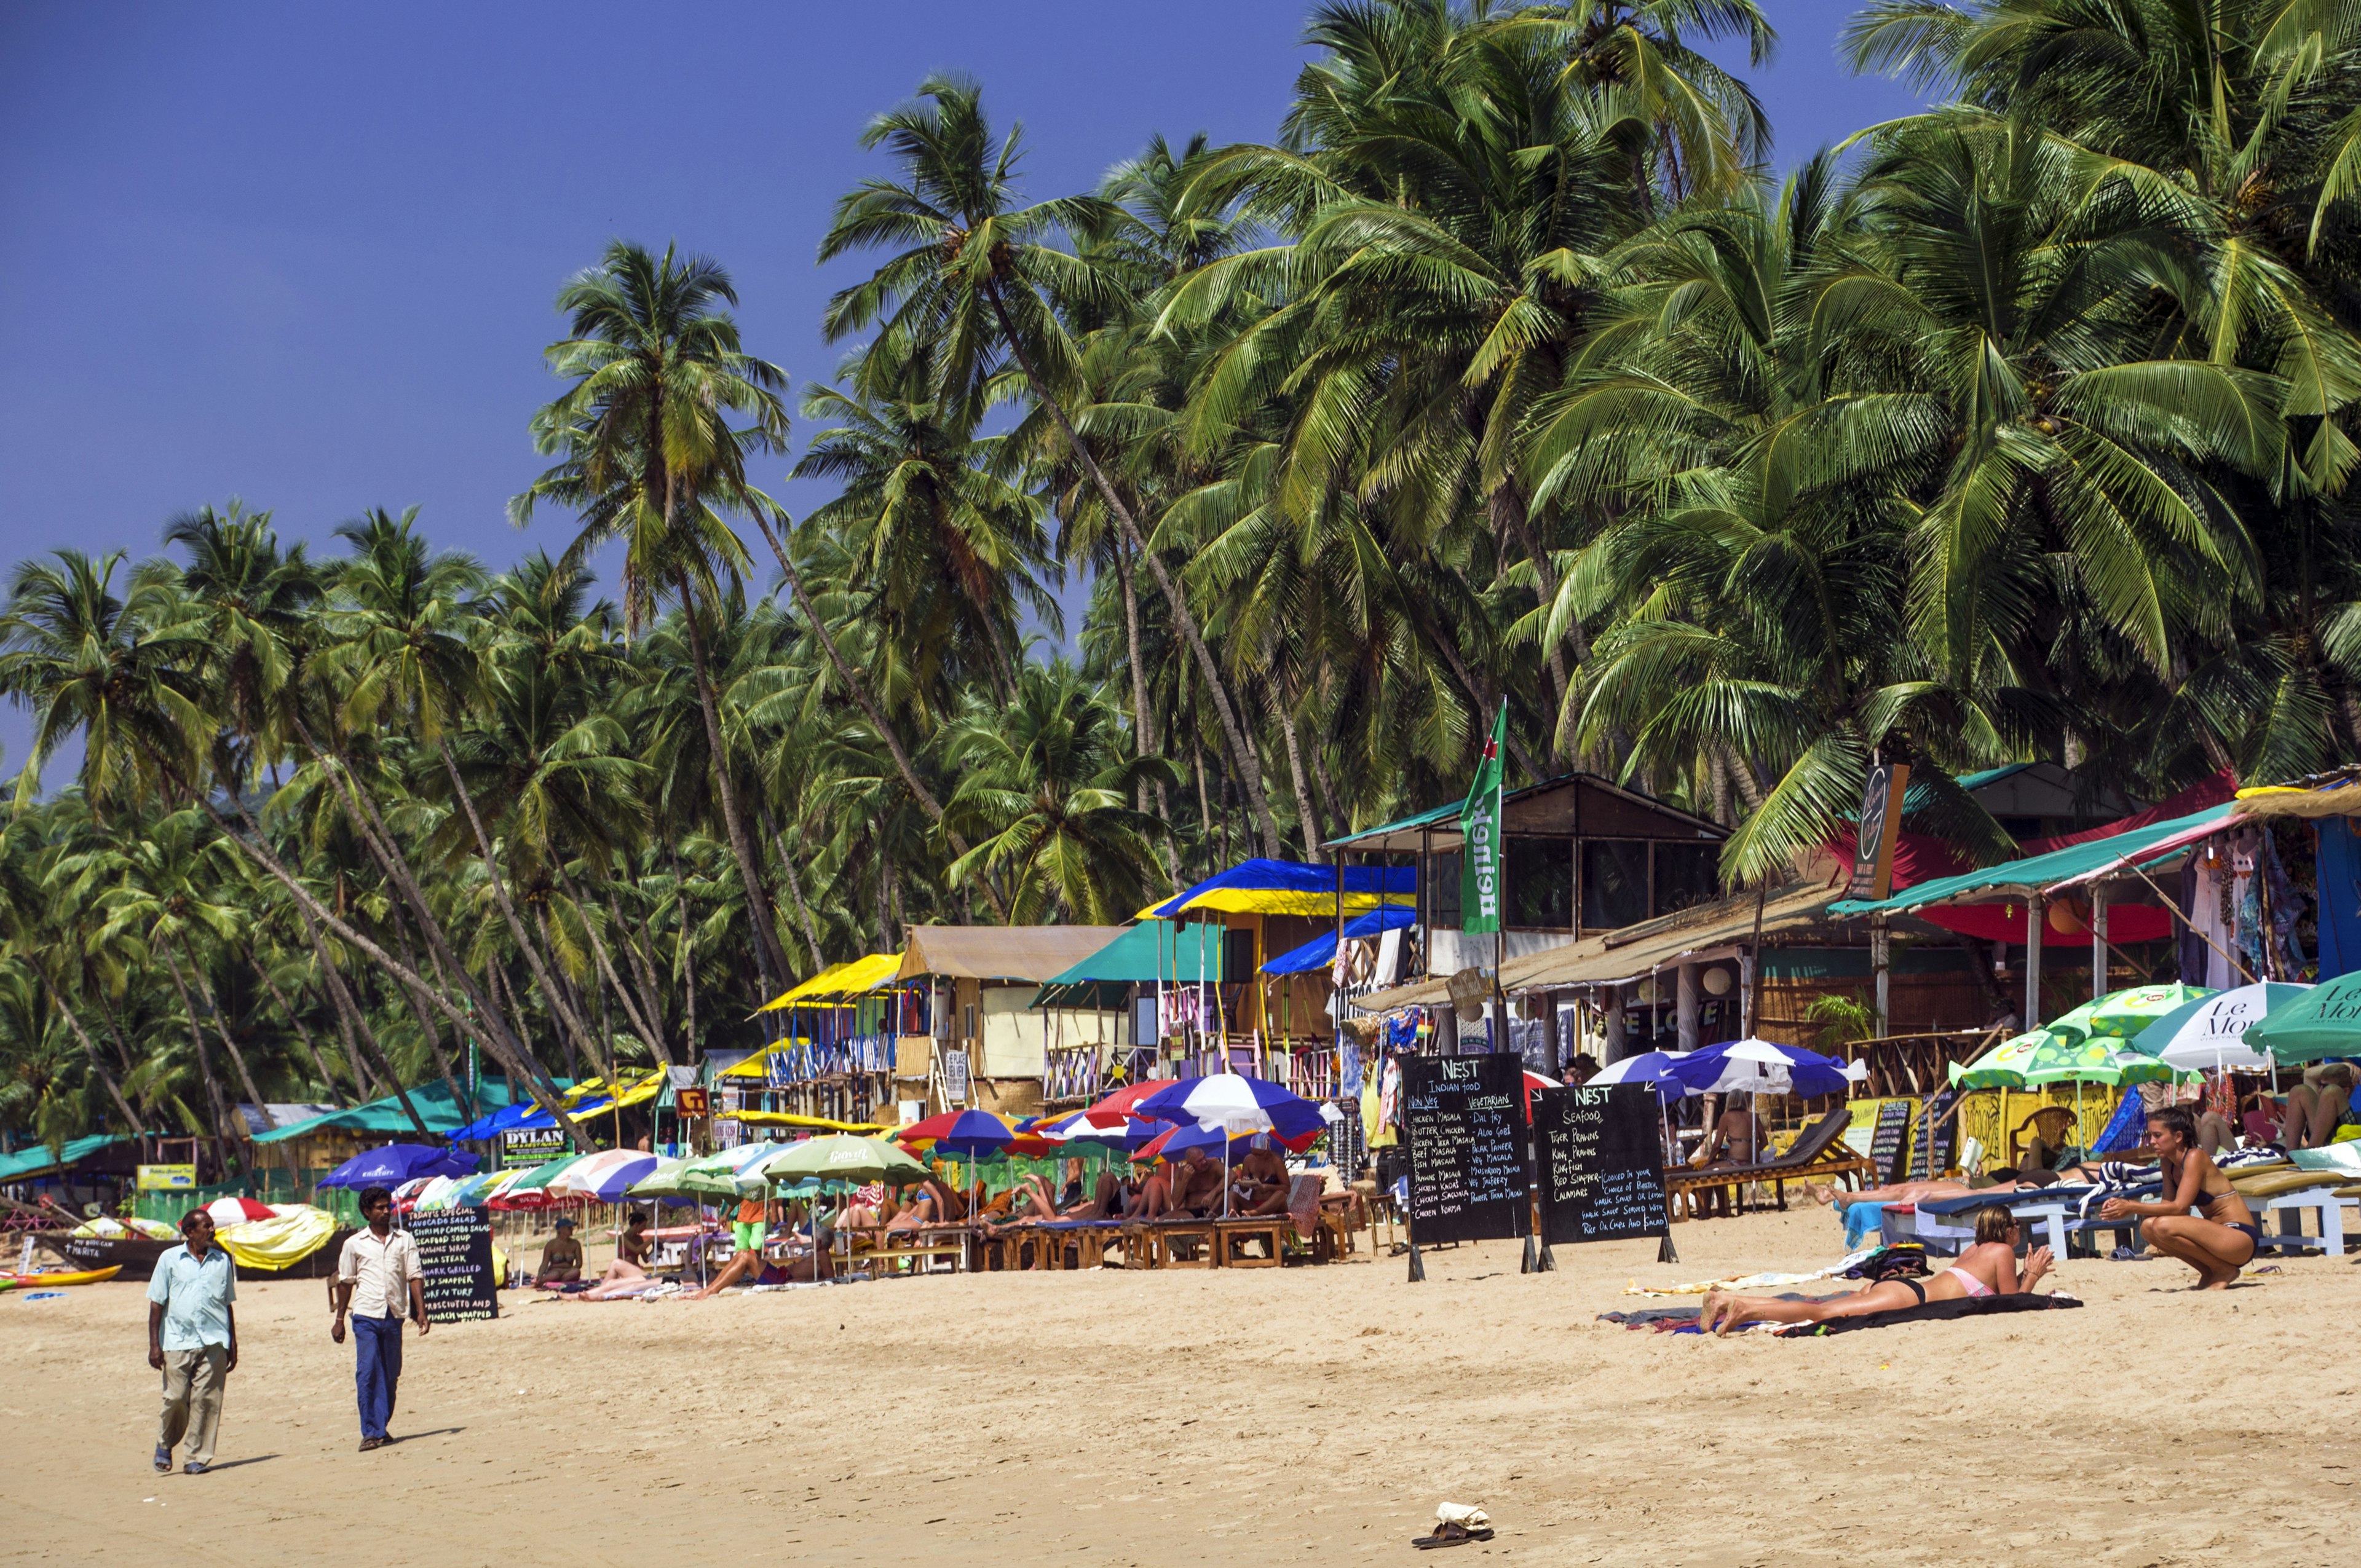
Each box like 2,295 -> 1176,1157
4,1264 -> 122,1288
34,1231 -> 172,1282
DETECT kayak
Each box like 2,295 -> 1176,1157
4,1265 -> 123,1288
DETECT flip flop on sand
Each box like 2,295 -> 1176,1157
1412,1521 -> 1494,1549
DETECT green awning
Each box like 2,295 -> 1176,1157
1832,802 -> 2237,916
1032,920 -> 1227,1009
1323,799 -> 1460,849
0,1133 -> 134,1183
253,1079 -> 527,1144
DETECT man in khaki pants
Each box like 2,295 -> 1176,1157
146,1207 -> 238,1474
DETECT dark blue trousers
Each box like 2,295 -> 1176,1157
352,1313 -> 403,1440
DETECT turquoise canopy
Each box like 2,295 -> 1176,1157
253,1079 -> 528,1144
0,1133 -> 134,1184
1832,802 -> 2237,915
1034,920 -> 1228,1009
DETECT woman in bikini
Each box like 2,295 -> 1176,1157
2098,1105 -> 2260,1289
1699,1206 -> 2052,1335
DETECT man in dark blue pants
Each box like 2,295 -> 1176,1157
330,1186 -> 429,1451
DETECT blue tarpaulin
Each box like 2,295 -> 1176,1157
1260,906 -> 1418,974
1140,858 -> 1415,920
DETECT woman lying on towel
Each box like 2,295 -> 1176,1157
1699,1208 -> 2051,1335
2097,1106 -> 2260,1289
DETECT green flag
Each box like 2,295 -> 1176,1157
1458,702 -> 1507,936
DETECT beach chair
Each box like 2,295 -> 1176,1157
1663,1109 -> 1873,1221
1124,1215 -> 1217,1268
1881,1190 -> 2073,1257
2011,1107 -> 2079,1172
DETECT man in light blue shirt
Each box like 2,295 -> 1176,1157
146,1207 -> 238,1474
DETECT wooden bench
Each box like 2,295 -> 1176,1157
1214,1215 -> 1288,1267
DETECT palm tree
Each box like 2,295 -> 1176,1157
939,662 -> 1177,923
512,239 -> 794,988
820,75 -> 1287,857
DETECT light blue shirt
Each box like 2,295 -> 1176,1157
146,1242 -> 237,1352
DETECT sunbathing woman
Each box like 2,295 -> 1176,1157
552,1257 -> 660,1301
2098,1105 -> 2260,1288
1699,1207 -> 2052,1334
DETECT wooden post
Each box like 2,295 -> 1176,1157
2090,885 -> 2108,999
1870,914 -> 1891,1038
1675,963 -> 1700,1052
2025,893 -> 2045,1027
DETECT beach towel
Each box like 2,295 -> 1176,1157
1774,1291 -> 2083,1337
2092,1092 -> 2149,1154
1841,1201 -> 1888,1250
1287,1173 -> 1323,1240
1622,1245 -> 1886,1297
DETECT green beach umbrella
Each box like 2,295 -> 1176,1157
2082,983 -> 2214,1039
1950,1030 -> 2185,1090
760,1134 -> 931,1189
2246,972 -> 2361,1063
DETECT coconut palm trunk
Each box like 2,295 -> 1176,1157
979,278 -> 1284,860
747,507 -> 1008,920
672,567 -> 793,989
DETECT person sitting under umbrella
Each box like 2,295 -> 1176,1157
1700,1207 -> 2053,1334
531,1218 -> 583,1287
617,1213 -> 652,1269
1230,1142 -> 1293,1216
2280,1064 -> 2354,1149
1687,1091 -> 1762,1219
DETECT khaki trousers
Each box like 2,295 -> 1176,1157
158,1345 -> 229,1466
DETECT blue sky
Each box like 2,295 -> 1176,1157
0,1 -> 1925,783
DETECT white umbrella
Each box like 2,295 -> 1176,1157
2132,982 -> 2309,1075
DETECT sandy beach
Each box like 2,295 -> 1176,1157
5,1210 -> 2351,1567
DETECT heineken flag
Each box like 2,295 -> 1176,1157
1459,702 -> 1507,936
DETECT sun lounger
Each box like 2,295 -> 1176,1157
1214,1215 -> 1289,1267
1120,1216 -> 1217,1269
1883,1189 -> 2074,1256
1664,1109 -> 1875,1221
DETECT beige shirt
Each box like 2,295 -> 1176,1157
337,1226 -> 422,1319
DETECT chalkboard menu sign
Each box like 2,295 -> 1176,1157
1915,1089 -> 1958,1179
1870,1100 -> 1913,1183
407,1208 -> 498,1322
1532,1083 -> 1667,1245
1401,1054 -> 1528,1245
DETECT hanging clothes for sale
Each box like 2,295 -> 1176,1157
2230,829 -> 2267,979
2183,842 -> 2237,990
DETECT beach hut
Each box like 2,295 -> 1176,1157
1030,920 -> 1227,1108
721,955 -> 917,1130
894,926 -> 1129,1121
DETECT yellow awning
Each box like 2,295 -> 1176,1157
719,1041 -> 810,1079
730,1109 -> 898,1133
753,952 -> 904,1013
557,1069 -> 665,1115
1131,889 -> 1415,920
